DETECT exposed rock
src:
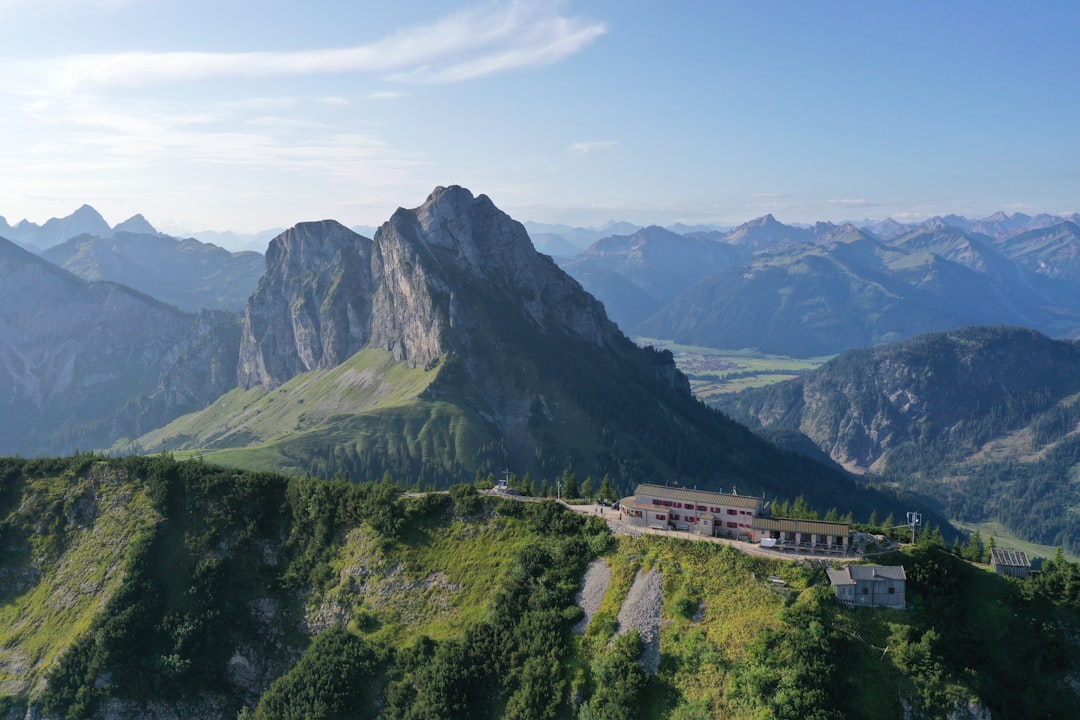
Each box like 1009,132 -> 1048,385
238,187 -> 626,390
616,567 -> 663,673
573,558 -> 612,634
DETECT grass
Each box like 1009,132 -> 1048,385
316,498 -> 539,648
635,338 -> 830,400
0,463 -> 159,700
132,347 -> 440,454
579,534 -> 816,720
951,519 -> 1073,562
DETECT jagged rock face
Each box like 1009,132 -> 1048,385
239,188 -> 624,388
238,220 -> 374,388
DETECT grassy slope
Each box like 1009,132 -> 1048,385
0,462 -> 158,699
952,519 -> 1075,562
314,499 -> 541,646
127,348 -> 489,476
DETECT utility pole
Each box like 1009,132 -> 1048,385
906,511 -> 922,544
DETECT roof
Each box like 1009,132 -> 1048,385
826,567 -> 855,586
827,565 -> 906,586
634,483 -> 763,510
752,516 -> 850,537
990,548 -> 1030,568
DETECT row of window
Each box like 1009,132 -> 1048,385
648,498 -> 755,515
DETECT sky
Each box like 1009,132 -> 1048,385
1,0 -> 1078,243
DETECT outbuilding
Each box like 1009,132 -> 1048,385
990,548 -> 1030,578
827,565 -> 906,609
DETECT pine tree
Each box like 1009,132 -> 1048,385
598,474 -> 617,503
581,476 -> 595,500
562,470 -> 579,499
868,510 -> 879,528
964,529 -> 984,562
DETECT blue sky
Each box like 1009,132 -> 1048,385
1,0 -> 1078,238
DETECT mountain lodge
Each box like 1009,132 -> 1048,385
619,483 -> 850,554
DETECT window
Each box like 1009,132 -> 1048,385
888,587 -> 895,594
727,509 -> 737,515
652,499 -> 661,505
861,587 -> 869,595
655,514 -> 666,521
727,521 -> 737,528
697,505 -> 707,511
672,514 -> 680,521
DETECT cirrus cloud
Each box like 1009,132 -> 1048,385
15,1 -> 606,90
567,140 -> 618,155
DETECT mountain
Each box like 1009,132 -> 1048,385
522,220 -> 642,253
634,225 -> 953,356
133,187 -> 910,516
41,231 -> 264,311
527,231 -> 581,258
186,227 -> 286,253
4,455 -> 1076,719
558,226 -> 750,329
992,221 -> 1080,282
636,221 -> 1080,357
717,326 -> 1080,551
0,237 -> 241,456
3,204 -> 112,250
722,213 -> 817,253
858,217 -> 916,240
110,213 -> 158,235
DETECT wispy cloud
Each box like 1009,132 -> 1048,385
567,140 -> 618,155
826,198 -> 880,210
370,91 -> 403,101
15,1 -> 605,90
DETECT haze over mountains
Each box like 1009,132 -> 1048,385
0,188 -> 941,523
5,195 -> 1080,524
551,211 -> 1080,357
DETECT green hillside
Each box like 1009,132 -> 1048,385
2,455 -> 1078,719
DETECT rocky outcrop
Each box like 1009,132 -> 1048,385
238,187 -> 625,389
237,220 -> 374,388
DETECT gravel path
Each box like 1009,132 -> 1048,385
573,559 -> 612,634
617,567 -> 663,673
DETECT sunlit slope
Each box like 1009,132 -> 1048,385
134,347 -> 442,452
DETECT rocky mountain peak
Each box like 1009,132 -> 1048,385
239,188 -> 624,389
112,213 -> 158,235
238,221 -> 375,388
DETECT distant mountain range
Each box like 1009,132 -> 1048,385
551,211 -> 1080,356
42,232 -> 264,311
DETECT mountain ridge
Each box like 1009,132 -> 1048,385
717,325 -> 1080,551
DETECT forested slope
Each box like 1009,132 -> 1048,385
1,455 -> 1077,719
